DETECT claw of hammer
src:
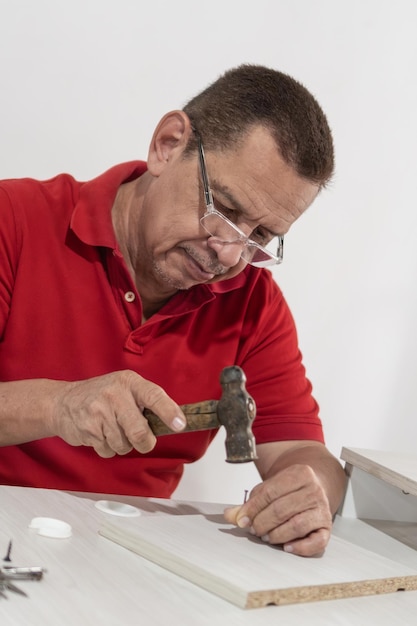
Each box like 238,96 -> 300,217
143,366 -> 258,463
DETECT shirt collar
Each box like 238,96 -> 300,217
70,161 -> 147,248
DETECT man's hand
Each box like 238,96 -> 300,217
224,441 -> 347,558
224,464 -> 332,557
50,370 -> 186,458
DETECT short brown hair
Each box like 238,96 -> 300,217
183,64 -> 334,187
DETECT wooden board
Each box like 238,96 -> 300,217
341,448 -> 417,496
99,513 -> 417,609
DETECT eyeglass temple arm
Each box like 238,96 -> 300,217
196,136 -> 214,209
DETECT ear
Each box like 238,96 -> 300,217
147,110 -> 193,176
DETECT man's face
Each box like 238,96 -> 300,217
135,125 -> 319,294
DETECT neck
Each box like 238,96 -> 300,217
111,180 -> 138,275
140,295 -> 172,322
111,178 -> 177,320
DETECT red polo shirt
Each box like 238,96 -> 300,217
0,163 -> 323,496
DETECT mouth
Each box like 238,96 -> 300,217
182,249 -> 223,282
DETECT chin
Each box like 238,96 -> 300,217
207,265 -> 245,284
151,260 -> 193,291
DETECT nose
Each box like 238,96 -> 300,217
207,238 -> 246,268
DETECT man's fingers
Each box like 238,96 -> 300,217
100,413 -> 132,453
133,377 -> 186,432
260,508 -> 331,546
249,486 -> 330,537
240,466 -> 329,529
93,440 -> 117,459
224,502 -> 330,557
114,410 -> 156,453
223,505 -> 242,525
282,528 -> 330,558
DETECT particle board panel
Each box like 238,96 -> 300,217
99,513 -> 417,609
341,448 -> 417,496
363,520 -> 417,552
340,448 -> 417,521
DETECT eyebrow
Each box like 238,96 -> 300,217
210,180 -> 281,239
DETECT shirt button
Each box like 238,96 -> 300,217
124,291 -> 136,303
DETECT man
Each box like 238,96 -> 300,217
0,65 -> 346,556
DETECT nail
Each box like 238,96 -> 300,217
171,416 -> 186,431
3,540 -> 12,562
237,516 -> 251,529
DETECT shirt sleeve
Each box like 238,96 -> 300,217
0,187 -> 19,340
237,269 -> 325,445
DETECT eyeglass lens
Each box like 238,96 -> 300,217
200,212 -> 281,267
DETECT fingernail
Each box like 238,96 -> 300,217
172,416 -> 186,431
261,534 -> 270,543
284,544 -> 294,553
237,516 -> 251,529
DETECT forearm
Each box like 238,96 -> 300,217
0,379 -> 63,445
257,441 -> 347,515
0,371 -> 187,457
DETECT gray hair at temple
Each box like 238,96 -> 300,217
183,64 -> 334,188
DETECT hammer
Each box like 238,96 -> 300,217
143,366 -> 258,463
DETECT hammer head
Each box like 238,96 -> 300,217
217,366 -> 258,463
143,365 -> 258,464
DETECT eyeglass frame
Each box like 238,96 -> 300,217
194,132 -> 284,268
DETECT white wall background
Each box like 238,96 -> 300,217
1,0 -> 416,503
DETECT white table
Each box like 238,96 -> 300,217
1,485 -> 417,625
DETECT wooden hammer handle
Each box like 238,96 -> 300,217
143,399 -> 219,436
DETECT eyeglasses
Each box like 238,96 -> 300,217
196,134 -> 284,268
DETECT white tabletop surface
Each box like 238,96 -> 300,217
1,485 -> 417,625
